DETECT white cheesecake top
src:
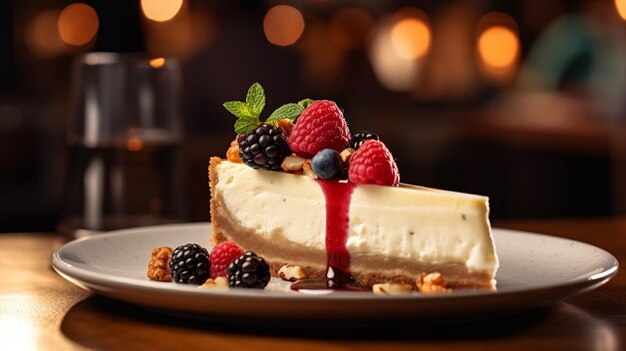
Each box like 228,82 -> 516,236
214,161 -> 498,274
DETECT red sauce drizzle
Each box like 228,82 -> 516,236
291,180 -> 368,291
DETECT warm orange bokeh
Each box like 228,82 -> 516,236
141,0 -> 183,22
263,5 -> 305,46
57,3 -> 99,46
149,57 -> 166,68
478,25 -> 519,69
390,17 -> 431,60
615,0 -> 626,20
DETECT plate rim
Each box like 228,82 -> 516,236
51,222 -> 619,303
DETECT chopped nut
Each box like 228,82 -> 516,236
281,155 -> 306,172
372,283 -> 414,295
278,264 -> 307,282
340,148 -> 355,167
277,119 -> 294,138
147,247 -> 173,282
416,272 -> 451,294
199,276 -> 229,290
226,140 -> 243,163
302,159 -> 317,178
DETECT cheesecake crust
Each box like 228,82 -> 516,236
209,157 -> 494,289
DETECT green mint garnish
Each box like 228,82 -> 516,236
223,83 -> 264,135
266,103 -> 304,123
223,83 -> 312,135
246,82 -> 265,117
223,101 -> 253,119
298,98 -> 314,110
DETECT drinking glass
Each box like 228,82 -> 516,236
59,53 -> 185,237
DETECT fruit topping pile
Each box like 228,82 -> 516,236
148,241 -> 271,290
223,83 -> 400,186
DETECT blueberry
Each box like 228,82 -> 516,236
311,149 -> 343,179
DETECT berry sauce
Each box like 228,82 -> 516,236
291,180 -> 368,291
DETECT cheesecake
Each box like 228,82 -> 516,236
210,83 -> 498,291
209,158 -> 498,289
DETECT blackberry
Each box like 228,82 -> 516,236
227,251 -> 271,289
349,131 -> 379,150
238,124 -> 290,170
169,243 -> 210,285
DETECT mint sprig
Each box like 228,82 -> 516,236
266,103 -> 304,123
223,83 -> 312,135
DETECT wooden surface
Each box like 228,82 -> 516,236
1,218 -> 624,351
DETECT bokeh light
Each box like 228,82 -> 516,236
389,8 -> 431,60
141,0 -> 183,22
57,3 -> 99,46
615,0 -> 626,20
478,26 -> 519,69
149,57 -> 166,68
369,16 -> 422,92
25,10 -> 65,55
475,12 -> 520,84
391,17 -> 431,60
263,5 -> 305,46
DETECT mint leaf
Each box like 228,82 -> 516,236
298,98 -> 314,110
266,103 -> 304,123
223,101 -> 252,119
246,82 -> 265,117
234,117 -> 259,135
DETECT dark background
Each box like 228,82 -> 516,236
2,0 -> 626,232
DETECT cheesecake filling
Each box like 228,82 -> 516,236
213,160 -> 498,282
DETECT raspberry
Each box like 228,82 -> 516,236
288,100 -> 350,158
348,140 -> 400,186
209,241 -> 244,278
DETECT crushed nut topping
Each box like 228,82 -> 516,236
302,159 -> 317,179
340,148 -> 355,167
416,272 -> 451,294
278,264 -> 307,282
278,119 -> 294,138
372,283 -> 414,295
199,276 -> 229,290
226,140 -> 243,163
147,247 -> 173,282
281,155 -> 306,172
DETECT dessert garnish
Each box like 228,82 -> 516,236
278,264 -> 308,282
349,131 -> 379,150
209,241 -> 244,278
372,283 -> 414,296
169,243 -> 210,285
348,140 -> 400,186
416,272 -> 451,294
149,241 -> 274,290
228,251 -> 271,289
199,277 -> 229,290
223,83 -> 309,170
147,247 -> 173,282
287,100 -> 351,158
311,148 -> 344,179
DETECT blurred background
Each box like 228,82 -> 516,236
2,0 -> 626,232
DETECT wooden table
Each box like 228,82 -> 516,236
1,218 -> 624,350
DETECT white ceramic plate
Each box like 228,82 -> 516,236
52,223 -> 618,321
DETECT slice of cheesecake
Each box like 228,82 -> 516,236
209,157 -> 498,289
